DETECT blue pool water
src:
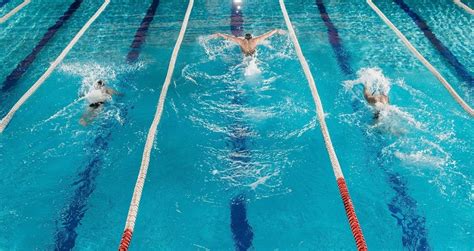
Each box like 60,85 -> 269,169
0,0 -> 473,250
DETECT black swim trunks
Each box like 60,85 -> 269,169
89,102 -> 104,109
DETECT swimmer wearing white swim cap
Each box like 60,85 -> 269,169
80,80 -> 117,126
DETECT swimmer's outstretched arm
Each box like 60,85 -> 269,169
363,85 -> 377,104
105,87 -> 118,96
212,33 -> 242,44
363,85 -> 371,100
254,29 -> 286,43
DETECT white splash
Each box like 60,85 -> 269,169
198,35 -> 236,60
342,67 -> 425,135
59,62 -> 117,95
84,88 -> 111,104
371,104 -> 425,135
383,138 -> 452,170
344,67 -> 391,95
243,56 -> 261,76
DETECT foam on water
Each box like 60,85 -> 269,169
84,89 -> 111,104
59,62 -> 118,95
263,35 -> 295,60
243,56 -> 261,77
344,67 -> 391,95
370,104 -> 424,135
199,35 -> 237,61
383,138 -> 453,170
60,61 -> 145,93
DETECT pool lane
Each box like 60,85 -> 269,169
228,2 -> 254,250
315,1 -> 429,249
286,0 -> 473,248
54,128 -> 113,250
53,1 -> 160,249
127,0 -> 356,248
1,0 -> 83,92
393,0 -> 473,87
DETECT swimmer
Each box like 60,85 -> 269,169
211,29 -> 286,56
79,80 -> 117,126
363,84 -> 389,120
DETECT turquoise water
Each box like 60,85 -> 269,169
462,0 -> 474,9
0,0 -> 472,250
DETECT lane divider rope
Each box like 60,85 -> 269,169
279,0 -> 367,249
367,0 -> 474,116
118,0 -> 194,250
453,0 -> 474,14
0,0 -> 30,24
0,0 -> 110,133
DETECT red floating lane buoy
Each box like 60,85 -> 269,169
119,229 -> 133,251
337,178 -> 367,251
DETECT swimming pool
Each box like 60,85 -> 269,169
0,0 -> 472,249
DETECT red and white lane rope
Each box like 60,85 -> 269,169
367,0 -> 474,116
0,0 -> 111,133
279,0 -> 367,249
453,0 -> 474,14
118,0 -> 194,250
0,0 -> 30,24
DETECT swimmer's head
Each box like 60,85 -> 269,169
96,80 -> 104,87
244,33 -> 252,40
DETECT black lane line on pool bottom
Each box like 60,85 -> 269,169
0,0 -> 11,9
228,109 -> 254,251
127,0 -> 159,63
231,194 -> 254,251
315,0 -> 353,76
385,168 -> 430,249
53,1 -> 160,249
54,129 -> 113,251
228,100 -> 254,251
229,3 -> 254,251
393,0 -> 473,87
1,0 -> 83,93
315,1 -> 430,249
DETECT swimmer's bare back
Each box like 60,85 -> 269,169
79,86 -> 117,126
79,105 -> 103,126
212,29 -> 286,56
